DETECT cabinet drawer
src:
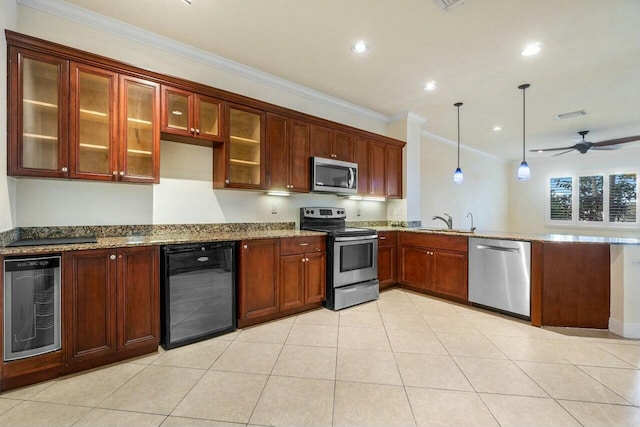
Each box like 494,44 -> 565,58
399,232 -> 468,252
280,236 -> 325,255
377,231 -> 396,246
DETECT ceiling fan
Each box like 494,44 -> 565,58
531,130 -> 640,156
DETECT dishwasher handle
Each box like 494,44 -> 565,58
475,244 -> 520,254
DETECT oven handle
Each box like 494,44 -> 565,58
334,235 -> 378,242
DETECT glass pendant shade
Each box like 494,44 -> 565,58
453,167 -> 464,184
517,161 -> 530,180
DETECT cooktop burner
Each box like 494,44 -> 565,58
299,207 -> 376,237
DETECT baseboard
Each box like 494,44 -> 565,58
609,317 -> 640,339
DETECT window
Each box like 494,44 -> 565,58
550,177 -> 572,221
609,173 -> 637,223
547,171 -> 638,227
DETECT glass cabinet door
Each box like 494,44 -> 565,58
195,95 -> 222,141
161,86 -> 192,137
9,48 -> 69,177
70,63 -> 118,180
120,76 -> 159,183
227,105 -> 265,188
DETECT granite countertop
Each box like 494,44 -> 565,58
373,226 -> 640,245
0,229 -> 325,256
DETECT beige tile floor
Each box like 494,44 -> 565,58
1,288 -> 640,427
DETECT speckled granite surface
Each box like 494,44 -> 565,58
0,229 -> 19,247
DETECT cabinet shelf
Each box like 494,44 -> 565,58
79,108 -> 107,118
23,99 -> 58,109
230,158 -> 259,166
23,133 -> 57,141
127,117 -> 152,126
127,148 -> 152,156
79,143 -> 108,150
230,135 -> 260,144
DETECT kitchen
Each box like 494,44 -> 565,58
1,0 -> 640,426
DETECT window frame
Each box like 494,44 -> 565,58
546,168 -> 639,229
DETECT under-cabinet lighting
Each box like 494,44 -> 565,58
266,191 -> 291,197
347,196 -> 363,201
363,197 -> 386,202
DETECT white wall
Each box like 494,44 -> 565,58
12,3 -> 390,227
0,0 -> 18,232
508,146 -> 640,237
421,134 -> 510,231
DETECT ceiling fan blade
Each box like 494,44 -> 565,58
552,148 -> 576,157
591,145 -> 621,151
592,135 -> 640,147
529,145 -> 577,152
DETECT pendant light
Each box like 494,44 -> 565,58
453,102 -> 464,184
517,83 -> 531,181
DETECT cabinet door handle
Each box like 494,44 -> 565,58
305,258 -> 309,262
195,129 -> 200,134
112,171 -> 118,176
243,244 -> 248,249
110,254 -> 116,260
301,258 -> 306,263
190,127 -> 195,133
225,179 -> 230,184
119,171 -> 125,176
299,243 -> 309,246
61,166 -> 68,173
380,237 -> 386,240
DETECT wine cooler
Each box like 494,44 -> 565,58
3,256 -> 61,361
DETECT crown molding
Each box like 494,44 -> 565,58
389,111 -> 426,125
421,130 -> 507,163
18,0 -> 389,124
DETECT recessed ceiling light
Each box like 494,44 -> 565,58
521,42 -> 541,56
492,126 -> 503,131
182,0 -> 192,4
424,81 -> 437,91
351,40 -> 368,54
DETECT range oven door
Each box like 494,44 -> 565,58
332,235 -> 378,287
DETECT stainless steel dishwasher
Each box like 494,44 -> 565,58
468,237 -> 531,318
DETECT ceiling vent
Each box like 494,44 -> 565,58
434,0 -> 465,11
555,110 -> 587,120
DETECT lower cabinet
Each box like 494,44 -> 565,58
65,246 -> 160,367
398,232 -> 468,301
377,231 -> 397,289
238,236 -> 326,327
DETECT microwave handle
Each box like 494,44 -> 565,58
348,168 -> 355,188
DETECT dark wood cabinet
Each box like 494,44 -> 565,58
398,232 -> 468,301
353,137 -> 402,198
238,239 -> 280,324
161,85 -> 223,144
370,141 -> 386,196
377,231 -> 397,289
238,237 -> 326,327
539,242 -> 610,328
266,114 -> 310,192
385,144 -> 402,198
8,47 -> 69,178
280,237 -> 326,308
214,103 -> 266,189
310,125 -> 353,162
354,137 -> 370,195
65,246 -> 159,366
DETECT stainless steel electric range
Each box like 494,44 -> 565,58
300,207 -> 379,310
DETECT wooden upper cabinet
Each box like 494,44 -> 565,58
386,144 -> 402,198
354,137 -> 370,195
223,103 -> 266,189
310,125 -> 353,162
119,76 -> 160,183
161,85 -> 223,144
369,141 -> 386,196
8,47 -> 69,178
266,114 -> 310,192
69,62 -> 118,181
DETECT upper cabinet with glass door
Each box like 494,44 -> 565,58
225,104 -> 265,188
120,76 -> 160,183
8,48 -> 69,177
161,85 -> 223,145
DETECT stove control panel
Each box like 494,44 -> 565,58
301,207 -> 346,219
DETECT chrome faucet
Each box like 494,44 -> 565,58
432,213 -> 453,230
467,212 -> 476,232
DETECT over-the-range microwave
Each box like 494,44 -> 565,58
310,156 -> 358,194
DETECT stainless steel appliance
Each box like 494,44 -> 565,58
161,242 -> 236,349
300,207 -> 378,310
310,157 -> 358,194
468,237 -> 531,318
3,255 -> 61,361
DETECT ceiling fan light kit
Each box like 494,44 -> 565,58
453,102 -> 464,184
518,84 -> 531,181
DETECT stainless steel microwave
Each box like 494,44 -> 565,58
310,157 -> 358,194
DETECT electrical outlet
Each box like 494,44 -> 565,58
357,208 -> 361,217
271,204 -> 277,214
